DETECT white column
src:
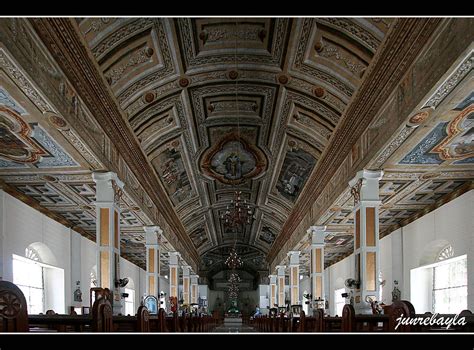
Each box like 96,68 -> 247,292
169,252 -> 180,299
269,275 -> 277,308
276,265 -> 286,307
308,226 -> 327,309
349,169 -> 383,314
144,226 -> 162,299
288,251 -> 300,305
70,230 -> 82,308
182,265 -> 190,305
190,274 -> 199,304
92,171 -> 124,315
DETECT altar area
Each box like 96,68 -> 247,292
223,301 -> 242,324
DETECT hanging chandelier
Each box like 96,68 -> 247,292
220,190 -> 255,229
225,247 -> 243,269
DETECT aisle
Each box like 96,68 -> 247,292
212,324 -> 257,333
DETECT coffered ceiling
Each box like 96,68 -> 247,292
73,17 -> 391,276
0,18 -> 472,280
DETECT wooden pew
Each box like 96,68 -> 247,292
0,280 -> 29,332
341,304 -> 390,332
92,296 -> 113,332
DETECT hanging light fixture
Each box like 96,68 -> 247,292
220,190 -> 255,228
225,247 -> 243,269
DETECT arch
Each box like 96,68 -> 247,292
418,239 -> 451,267
26,242 -> 57,266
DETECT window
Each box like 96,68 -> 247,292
13,254 -> 44,314
334,288 -> 346,316
124,288 -> 135,316
432,255 -> 467,314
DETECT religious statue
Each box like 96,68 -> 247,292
73,281 -> 82,302
223,152 -> 243,180
169,296 -> 178,313
392,280 -> 401,302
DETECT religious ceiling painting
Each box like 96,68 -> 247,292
151,139 -> 194,206
200,133 -> 267,185
276,142 -> 317,202
189,227 -> 209,250
5,17 -> 471,278
259,226 -> 276,245
400,93 -> 474,165
0,106 -> 78,168
201,134 -> 266,185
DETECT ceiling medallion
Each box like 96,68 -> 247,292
228,70 -> 239,80
143,91 -> 156,104
48,115 -> 69,131
178,77 -> 190,88
277,74 -> 289,85
313,86 -> 326,98
200,133 -> 267,185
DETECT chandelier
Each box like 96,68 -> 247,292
220,190 -> 255,228
225,247 -> 243,269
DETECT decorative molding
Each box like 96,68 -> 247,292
268,18 -> 442,263
29,18 -> 200,271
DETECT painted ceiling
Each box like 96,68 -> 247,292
0,18 -> 472,280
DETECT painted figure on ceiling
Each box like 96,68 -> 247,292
224,152 -> 243,180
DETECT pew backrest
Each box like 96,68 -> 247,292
389,300 -> 415,332
92,297 -> 113,332
341,304 -> 356,332
0,280 -> 29,332
137,305 -> 150,332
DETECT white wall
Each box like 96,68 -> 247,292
325,190 -> 474,314
1,191 -> 148,314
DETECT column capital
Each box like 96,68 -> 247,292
169,251 -> 181,265
308,226 -> 328,245
276,265 -> 286,274
307,225 -> 327,234
144,226 -> 162,245
348,169 -> 384,187
92,171 -> 124,205
182,265 -> 191,274
349,169 -> 384,205
92,171 -> 125,188
268,274 -> 277,279
287,251 -> 300,265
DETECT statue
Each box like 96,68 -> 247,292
392,280 -> 401,302
73,281 -> 82,302
169,296 -> 178,313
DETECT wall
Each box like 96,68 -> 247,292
325,190 -> 474,314
0,191 -> 148,313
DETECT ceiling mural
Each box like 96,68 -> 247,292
275,143 -> 317,202
2,17 -> 393,278
290,53 -> 474,268
200,133 -> 267,185
4,18 -> 472,280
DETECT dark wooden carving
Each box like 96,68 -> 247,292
341,304 -> 356,332
137,305 -> 150,332
0,280 -> 29,332
92,297 -> 113,332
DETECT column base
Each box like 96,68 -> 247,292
354,301 -> 373,315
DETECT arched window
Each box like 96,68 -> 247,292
13,246 -> 45,314
432,246 -> 467,313
437,245 -> 454,261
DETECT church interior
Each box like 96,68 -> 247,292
0,17 -> 473,333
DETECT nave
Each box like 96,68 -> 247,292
0,17 -> 473,334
